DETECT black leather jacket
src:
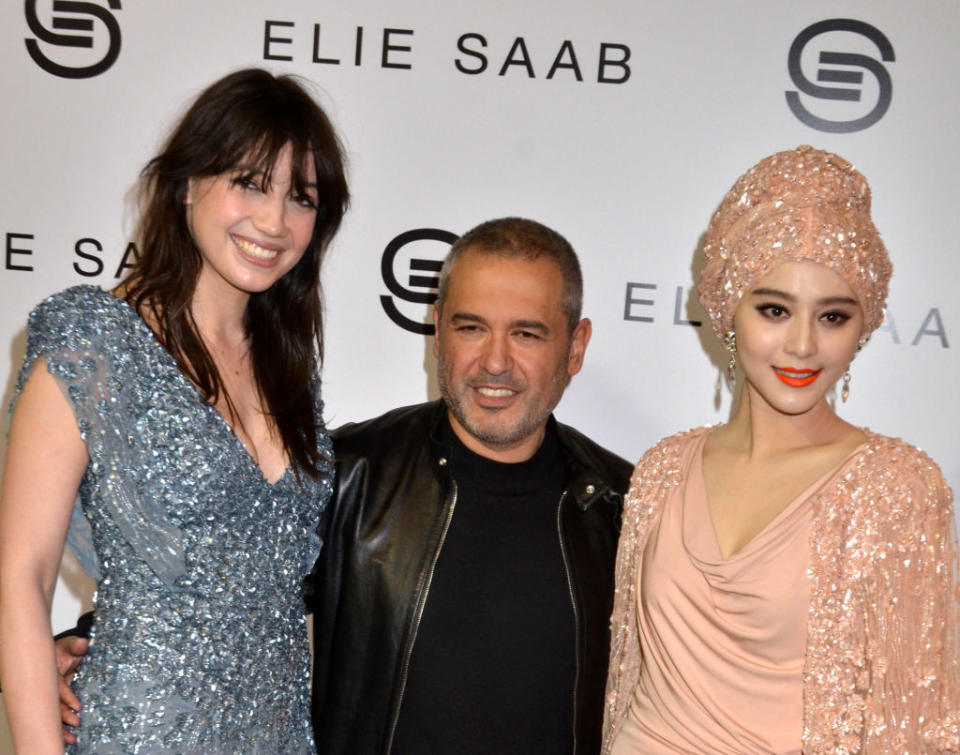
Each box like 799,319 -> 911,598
310,401 -> 632,754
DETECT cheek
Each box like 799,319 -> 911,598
829,336 -> 861,366
517,353 -> 557,384
738,328 -> 779,358
194,192 -> 241,230
438,341 -> 468,377
291,214 -> 317,246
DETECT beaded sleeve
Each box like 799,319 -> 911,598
13,286 -> 187,584
803,435 -> 960,753
602,428 -> 700,750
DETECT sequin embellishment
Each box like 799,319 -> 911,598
602,428 -> 960,753
14,286 -> 331,753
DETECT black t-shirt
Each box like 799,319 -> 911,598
390,416 -> 575,754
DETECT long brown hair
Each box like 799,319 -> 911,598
125,68 -> 349,477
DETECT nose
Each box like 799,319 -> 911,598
253,193 -> 287,238
479,332 -> 513,375
785,317 -> 816,358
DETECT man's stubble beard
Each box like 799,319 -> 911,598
436,350 -> 570,452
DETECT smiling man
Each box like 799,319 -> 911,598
311,217 -> 631,754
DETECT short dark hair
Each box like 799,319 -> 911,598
436,217 -> 583,332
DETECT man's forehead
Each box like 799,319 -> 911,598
446,255 -> 563,312
448,250 -> 561,288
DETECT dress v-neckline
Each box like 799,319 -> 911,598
99,287 -> 292,488
693,431 -> 867,563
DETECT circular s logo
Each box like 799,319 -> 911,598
25,0 -> 122,79
380,228 -> 459,335
786,19 -> 894,133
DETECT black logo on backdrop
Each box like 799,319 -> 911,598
786,19 -> 894,133
380,228 -> 458,335
25,0 -> 122,78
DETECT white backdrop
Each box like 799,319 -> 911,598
1,1 -> 957,750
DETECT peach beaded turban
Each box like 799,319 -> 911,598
697,145 -> 892,342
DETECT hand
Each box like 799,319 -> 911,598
55,635 -> 87,744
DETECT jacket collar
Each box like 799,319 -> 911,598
424,399 -> 616,512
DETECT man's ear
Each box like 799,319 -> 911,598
432,304 -> 441,357
566,318 -> 592,377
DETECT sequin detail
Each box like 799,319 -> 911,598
698,145 -> 893,342
602,428 -> 960,753
14,286 -> 330,753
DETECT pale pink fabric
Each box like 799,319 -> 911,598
604,428 -> 960,754
611,430 -> 839,753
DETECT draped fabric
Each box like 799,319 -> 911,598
603,427 -> 960,754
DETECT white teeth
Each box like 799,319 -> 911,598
233,236 -> 278,260
477,387 -> 514,397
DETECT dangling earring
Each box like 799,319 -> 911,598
841,340 -> 864,403
841,370 -> 851,402
724,330 -> 737,389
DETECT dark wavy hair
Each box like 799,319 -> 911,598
124,68 -> 349,478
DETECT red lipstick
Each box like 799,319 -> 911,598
772,366 -> 822,388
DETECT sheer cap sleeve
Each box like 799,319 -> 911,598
12,286 -> 186,585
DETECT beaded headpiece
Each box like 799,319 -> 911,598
698,145 -> 892,342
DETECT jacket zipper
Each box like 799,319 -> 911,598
384,480 -> 459,753
557,489 -> 581,754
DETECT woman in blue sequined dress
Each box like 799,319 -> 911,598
0,68 -> 348,752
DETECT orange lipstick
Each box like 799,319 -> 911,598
773,366 -> 822,388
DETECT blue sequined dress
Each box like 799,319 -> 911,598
14,286 -> 331,753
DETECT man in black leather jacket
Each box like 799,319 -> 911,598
54,218 -> 631,754
310,218 -> 630,754
311,401 -> 629,754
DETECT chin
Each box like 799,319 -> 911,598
767,394 -> 829,416
752,383 -> 832,416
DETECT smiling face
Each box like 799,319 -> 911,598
186,142 -> 319,301
434,248 -> 591,462
733,260 -> 864,416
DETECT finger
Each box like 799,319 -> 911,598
68,636 -> 89,656
58,675 -> 82,713
61,725 -> 77,746
60,701 -> 80,728
55,636 -> 89,675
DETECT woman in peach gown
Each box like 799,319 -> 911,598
603,146 -> 960,753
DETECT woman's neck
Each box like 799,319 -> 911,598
720,385 -> 862,459
190,270 -> 249,349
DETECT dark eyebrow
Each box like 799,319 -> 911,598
232,165 -> 318,189
750,287 -> 794,301
749,287 -> 858,307
449,313 -> 550,334
511,320 -> 550,334
817,296 -> 859,307
450,313 -> 487,326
